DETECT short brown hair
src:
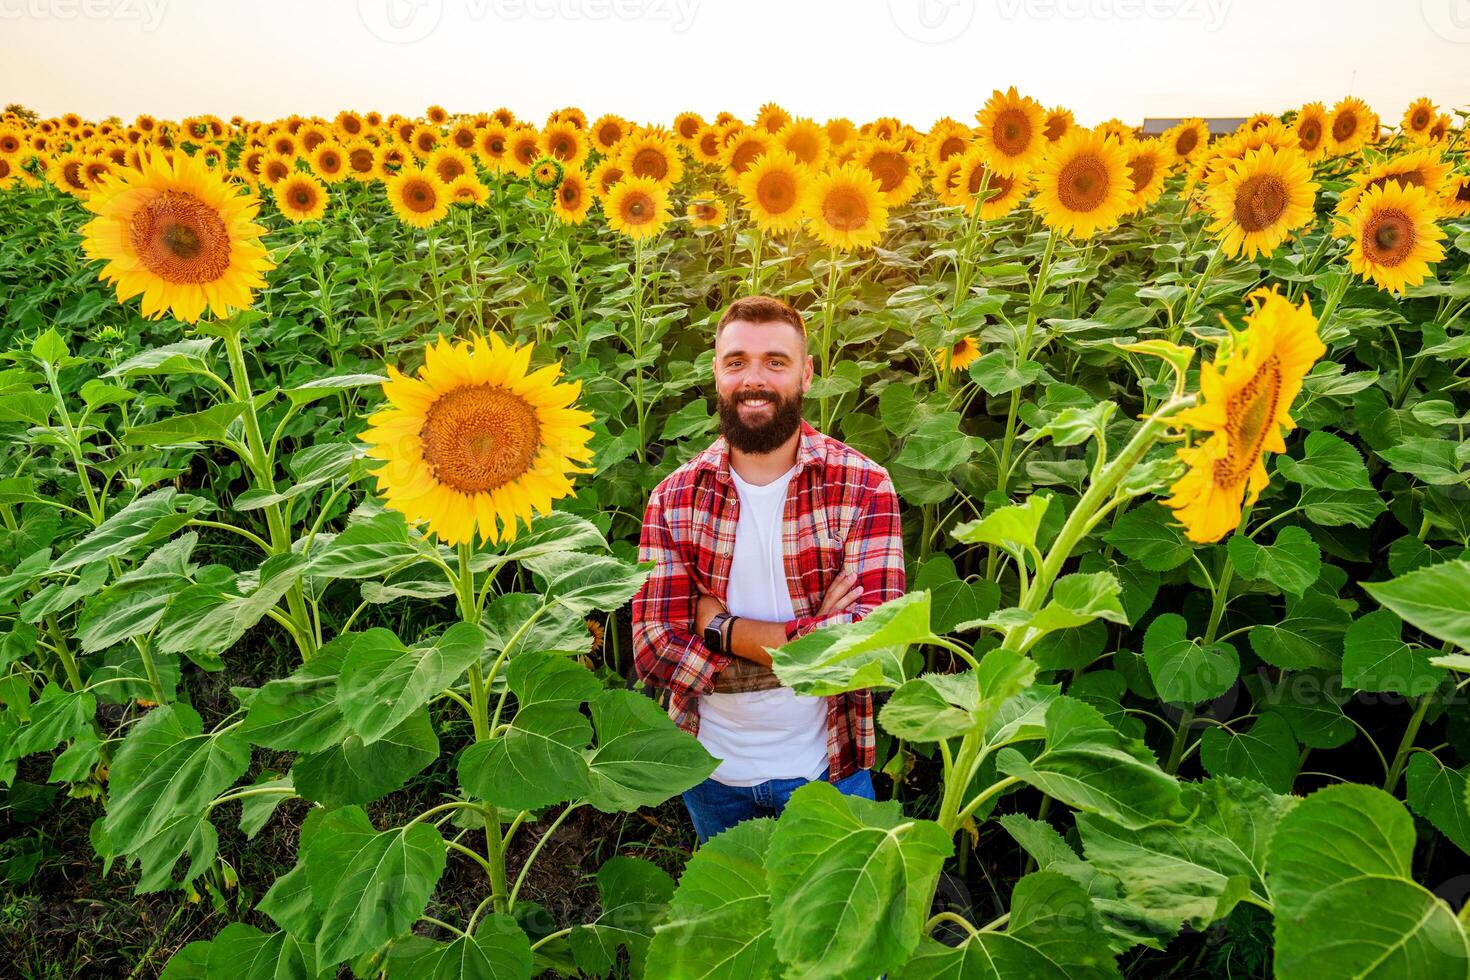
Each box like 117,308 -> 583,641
715,295 -> 806,344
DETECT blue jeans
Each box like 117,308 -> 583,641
681,765 -> 875,843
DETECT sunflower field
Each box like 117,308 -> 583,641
1,92 -> 1470,979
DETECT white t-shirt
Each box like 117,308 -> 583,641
697,462 -> 829,786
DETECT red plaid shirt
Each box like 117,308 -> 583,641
631,419 -> 906,784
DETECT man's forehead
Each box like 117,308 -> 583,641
715,319 -> 805,356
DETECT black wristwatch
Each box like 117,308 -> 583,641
703,611 -> 734,654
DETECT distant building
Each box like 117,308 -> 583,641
1139,117 -> 1250,136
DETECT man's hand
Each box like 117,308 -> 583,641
694,592 -> 726,635
815,570 -> 863,618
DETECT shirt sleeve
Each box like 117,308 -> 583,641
783,471 -> 907,641
630,484 -> 732,700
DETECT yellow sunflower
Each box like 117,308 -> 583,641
802,163 -> 888,252
691,126 -> 724,165
1443,174 -> 1470,218
756,102 -> 792,134
360,333 -> 595,546
476,123 -> 511,174
1335,148 -> 1452,217
825,117 -> 857,154
720,128 -> 774,181
505,127 -> 542,178
973,87 -> 1046,177
335,110 -> 366,139
259,152 -> 294,188
739,148 -> 810,234
1291,102 -> 1329,163
274,172 -> 328,223
1032,129 -> 1133,238
1428,114 -> 1455,145
925,118 -> 971,172
1327,97 -> 1377,156
425,104 -> 449,126
952,146 -> 1030,218
552,171 -> 592,224
1204,145 -> 1318,260
590,114 -> 629,154
673,111 -> 706,147
1340,182 -> 1447,294
1401,97 -> 1437,142
618,131 -> 683,187
589,159 -> 625,200
1123,138 -> 1172,213
343,140 -> 378,182
851,138 -> 922,207
1164,118 -> 1210,164
79,149 -> 275,323
447,122 -> 478,154
686,197 -> 727,228
1043,107 -> 1074,143
447,175 -> 489,206
540,120 -> 588,169
386,167 -> 451,229
935,336 -> 981,373
308,141 -> 348,183
47,151 -> 91,196
427,146 -> 475,185
776,117 -> 830,170
603,175 -> 671,239
1163,288 -> 1326,543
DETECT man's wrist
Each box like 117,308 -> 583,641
722,615 -> 738,654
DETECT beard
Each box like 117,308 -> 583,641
717,386 -> 804,454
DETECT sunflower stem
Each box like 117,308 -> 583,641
1003,394 -> 1194,653
994,228 -> 1058,501
220,319 -> 316,660
818,256 -> 841,433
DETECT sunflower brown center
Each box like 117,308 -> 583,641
1128,156 -> 1155,193
559,182 -> 581,207
1299,120 -> 1321,149
1456,181 -> 1470,204
402,179 -> 437,213
938,136 -> 965,161
756,171 -> 798,213
731,140 -> 765,174
1044,117 -> 1067,141
551,135 -> 575,160
291,186 -> 314,208
1233,174 -> 1288,232
598,123 -> 622,146
419,384 -> 541,494
865,152 -> 907,193
1058,155 -> 1109,212
1332,112 -> 1357,141
630,147 -> 668,180
1364,208 -> 1415,266
129,190 -> 231,284
621,192 -> 653,224
1213,355 -> 1282,487
349,148 -> 374,172
822,187 -> 869,230
1176,129 -> 1199,157
1413,110 -> 1430,129
993,109 -> 1032,156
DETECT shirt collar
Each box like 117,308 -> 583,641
703,418 -> 824,487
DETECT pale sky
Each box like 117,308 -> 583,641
4,0 -> 1468,129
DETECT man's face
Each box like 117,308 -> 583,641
713,319 -> 812,454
